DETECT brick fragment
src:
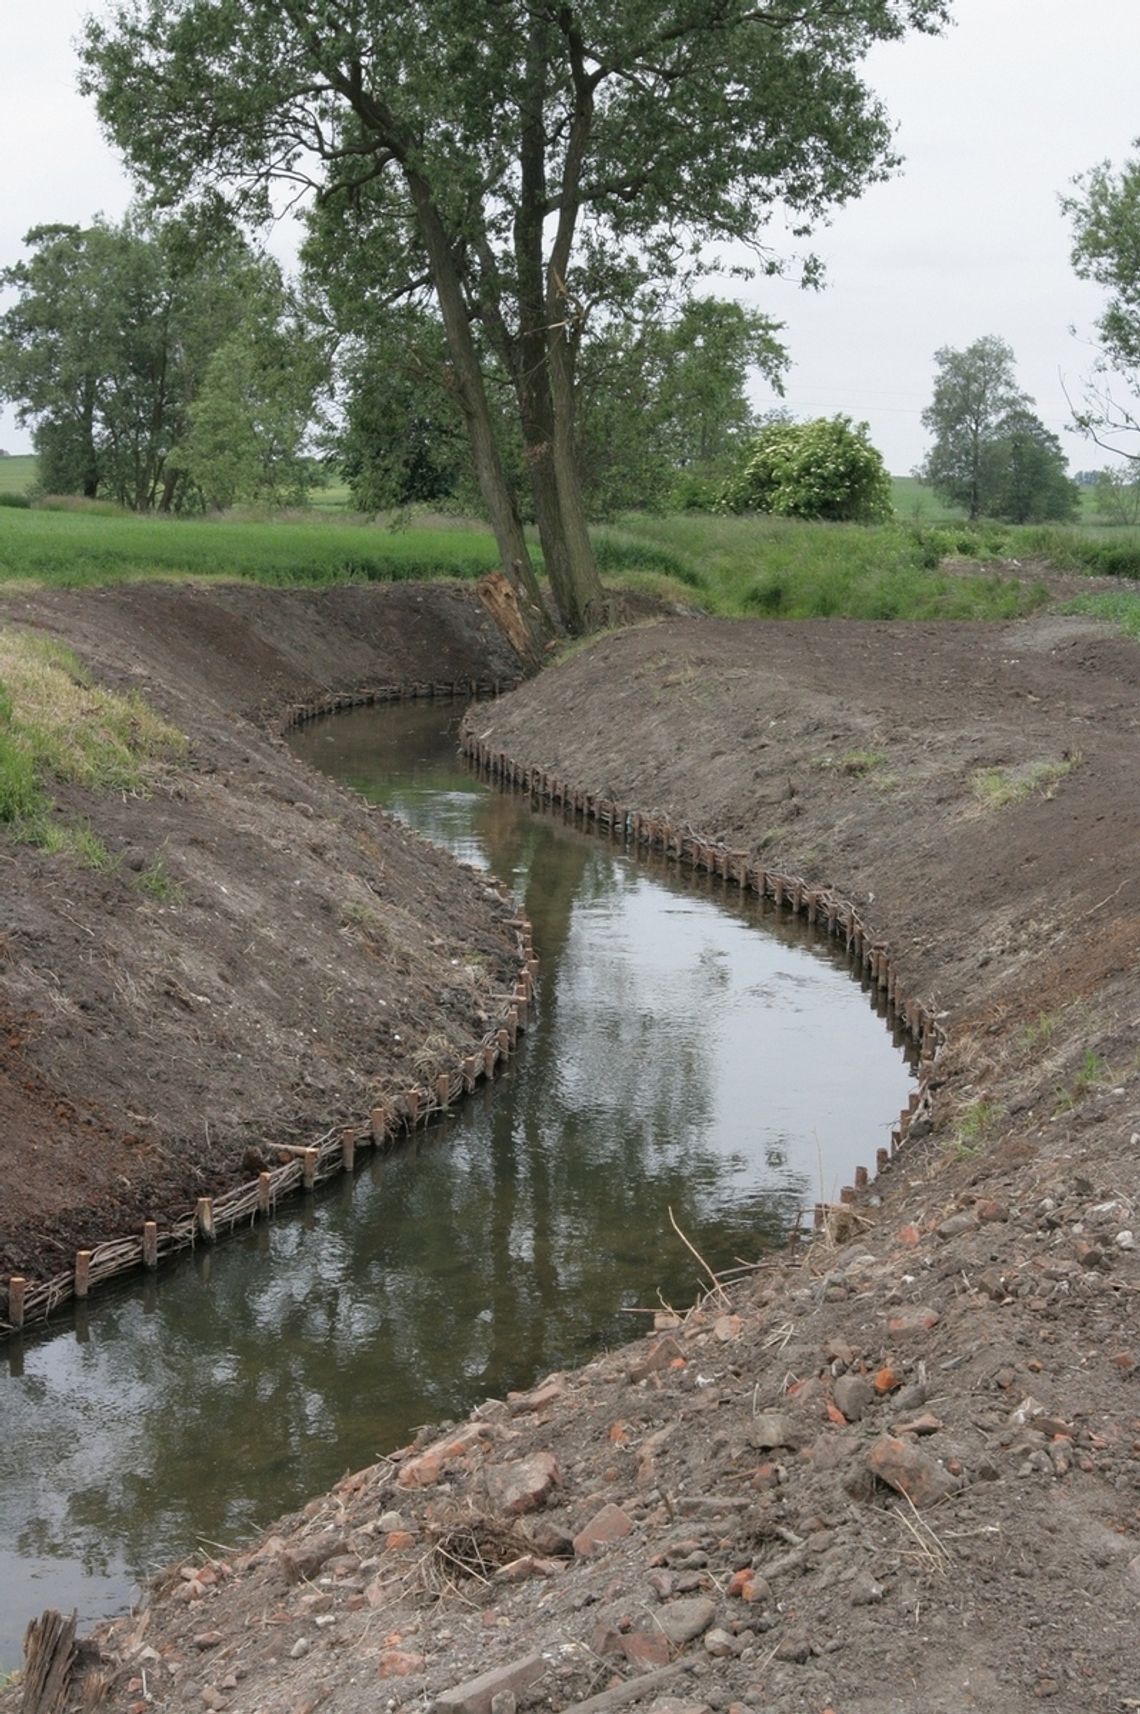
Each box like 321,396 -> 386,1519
573,1502 -> 634,1558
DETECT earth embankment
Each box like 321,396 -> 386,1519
0,580 -> 525,1277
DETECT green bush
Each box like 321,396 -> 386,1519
0,493 -> 31,509
720,415 -> 893,523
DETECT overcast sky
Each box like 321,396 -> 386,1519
2,0 -> 1138,474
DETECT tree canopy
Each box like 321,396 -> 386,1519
0,208 -> 319,511
918,337 -> 1077,523
81,0 -> 949,650
1064,144 -> 1140,463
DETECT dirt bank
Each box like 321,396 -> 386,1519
0,581 -> 526,1280
4,603 -> 1140,1714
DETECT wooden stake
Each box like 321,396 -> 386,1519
483,1043 -> 498,1078
8,1275 -> 26,1331
436,1071 -> 451,1110
74,1251 -> 92,1301
258,1172 -> 272,1215
303,1148 -> 319,1190
370,1105 -> 387,1144
143,1221 -> 158,1269
196,1198 -> 215,1242
497,1026 -> 510,1057
342,1130 -> 356,1173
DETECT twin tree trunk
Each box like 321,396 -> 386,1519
405,165 -> 605,667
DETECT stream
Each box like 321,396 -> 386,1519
0,698 -> 914,1664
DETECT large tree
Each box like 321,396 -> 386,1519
919,336 -> 1028,520
920,339 -> 1077,523
0,208 -> 317,511
81,0 -> 950,653
1064,144 -> 1140,463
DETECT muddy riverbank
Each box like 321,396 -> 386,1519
0,581 -> 526,1279
2,593 -> 1138,1711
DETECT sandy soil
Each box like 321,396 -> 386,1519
2,589 -> 1139,1714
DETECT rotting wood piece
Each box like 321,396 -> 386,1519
20,1607 -> 77,1714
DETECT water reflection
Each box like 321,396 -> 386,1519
0,698 -> 913,1663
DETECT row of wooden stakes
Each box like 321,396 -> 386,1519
459,721 -> 947,1223
2,920 -> 537,1339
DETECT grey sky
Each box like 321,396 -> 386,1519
2,0 -> 1138,474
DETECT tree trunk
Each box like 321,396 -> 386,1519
511,22 -> 606,635
404,170 -> 551,667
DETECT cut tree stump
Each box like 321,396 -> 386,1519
20,1608 -> 76,1714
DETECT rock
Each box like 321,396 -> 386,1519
892,1412 -> 943,1436
434,1653 -> 545,1714
289,1637 -> 310,1660
484,1450 -> 561,1515
850,1570 -> 885,1606
714,1314 -> 743,1341
886,1306 -> 940,1339
773,1633 -> 812,1663
893,1381 -> 928,1412
201,1689 -> 227,1712
833,1374 -> 874,1421
573,1503 -> 634,1557
657,1597 -> 717,1645
622,1631 -> 672,1670
398,1422 -> 490,1488
628,1337 -> 685,1381
748,1412 -> 800,1450
490,1695 -> 516,1714
937,1211 -> 978,1239
378,1649 -> 427,1678
867,1434 -> 960,1507
192,1631 -> 224,1650
523,1517 -> 574,1558
873,1367 -> 903,1393
704,1627 -> 738,1657
507,1378 -> 566,1415
279,1530 -> 348,1584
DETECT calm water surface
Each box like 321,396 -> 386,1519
0,699 -> 913,1662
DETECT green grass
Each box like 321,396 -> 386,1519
969,754 -> 1078,811
1062,588 -> 1140,638
0,504 -> 504,586
890,475 -> 965,523
0,628 -> 186,864
597,512 -> 1051,622
0,454 -> 36,496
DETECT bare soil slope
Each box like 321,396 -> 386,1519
0,581 -> 525,1276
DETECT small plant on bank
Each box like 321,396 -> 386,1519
1054,1048 -> 1111,1114
969,754 -> 1079,811
136,854 -> 183,902
948,1097 -> 1005,1158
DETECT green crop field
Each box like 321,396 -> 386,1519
889,475 -> 965,523
0,455 -> 37,497
0,504 -> 504,586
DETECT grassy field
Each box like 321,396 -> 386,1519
1,489 -> 1138,630
0,455 -> 36,497
0,504 -> 503,586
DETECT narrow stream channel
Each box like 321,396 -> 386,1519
0,699 -> 914,1664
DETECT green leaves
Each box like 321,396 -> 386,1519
720,415 -> 893,523
920,339 -> 1078,522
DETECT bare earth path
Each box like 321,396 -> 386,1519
2,595 -> 1138,1713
